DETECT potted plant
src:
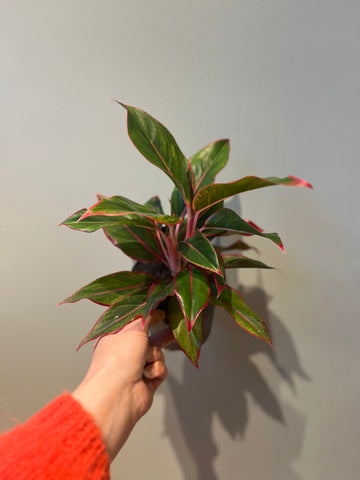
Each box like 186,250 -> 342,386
60,102 -> 312,366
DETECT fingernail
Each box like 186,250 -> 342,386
143,366 -> 154,379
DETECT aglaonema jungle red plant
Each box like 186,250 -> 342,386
60,102 -> 312,366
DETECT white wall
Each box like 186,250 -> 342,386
1,1 -> 359,479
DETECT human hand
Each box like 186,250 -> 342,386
72,310 -> 173,461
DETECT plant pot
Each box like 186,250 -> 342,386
132,261 -> 215,350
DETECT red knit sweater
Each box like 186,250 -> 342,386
0,392 -> 110,479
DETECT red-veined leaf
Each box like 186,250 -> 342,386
215,239 -> 258,253
144,196 -> 164,214
222,254 -> 273,269
116,102 -> 192,202
193,175 -> 313,212
202,208 -> 284,250
178,230 -> 222,275
78,293 -> 149,349
59,271 -> 155,306
168,296 -> 203,367
210,286 -> 271,344
197,200 -> 224,228
80,195 -> 181,225
141,279 -> 176,325
61,209 -> 156,232
104,225 -> 163,262
175,267 -> 210,331
190,139 -> 229,191
213,252 -> 226,296
170,187 -> 186,217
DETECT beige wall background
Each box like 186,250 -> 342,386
1,1 -> 359,479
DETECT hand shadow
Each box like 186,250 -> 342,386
161,280 -> 310,480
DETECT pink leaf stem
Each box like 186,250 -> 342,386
156,230 -> 171,269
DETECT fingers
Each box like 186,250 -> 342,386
143,309 -> 166,335
149,326 -> 175,348
146,345 -> 165,364
143,360 -> 167,383
143,346 -> 167,390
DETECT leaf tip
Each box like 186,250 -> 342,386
288,175 -> 313,190
111,98 -> 129,111
76,339 -> 86,352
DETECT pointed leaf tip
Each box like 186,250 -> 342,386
193,174 -> 313,212
120,103 -> 192,201
287,175 -> 313,189
111,98 -> 127,109
175,268 -> 210,332
178,230 -> 222,275
168,296 -> 203,366
210,286 -> 271,344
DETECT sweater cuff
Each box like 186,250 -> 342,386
0,392 -> 110,480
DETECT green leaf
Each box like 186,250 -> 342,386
82,195 -> 181,225
61,208 -> 157,233
168,296 -> 203,366
175,268 -> 210,330
60,271 -> 155,306
197,201 -> 224,228
193,175 -> 313,212
117,102 -> 192,202
144,196 -> 164,214
141,279 -> 176,320
213,252 -> 226,296
78,293 -> 149,348
210,286 -> 271,344
190,139 -> 229,191
215,239 -> 257,253
104,225 -> 163,261
222,254 -> 273,269
202,208 -> 283,250
170,187 -> 186,217
178,230 -> 222,275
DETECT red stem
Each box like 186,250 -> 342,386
185,208 -> 199,240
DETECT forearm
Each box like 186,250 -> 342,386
72,364 -> 137,462
0,393 -> 109,480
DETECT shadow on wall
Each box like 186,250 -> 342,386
161,282 -> 310,480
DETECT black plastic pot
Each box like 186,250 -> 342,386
132,261 -> 214,349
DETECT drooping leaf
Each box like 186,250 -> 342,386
202,208 -> 283,250
144,196 -> 164,214
178,230 -> 222,275
215,239 -> 257,253
222,254 -> 273,269
197,201 -> 224,228
104,225 -> 163,262
168,296 -> 203,367
60,271 -> 155,306
210,286 -> 271,344
193,175 -> 313,212
171,187 -> 186,217
212,252 -> 226,296
175,267 -> 210,331
81,195 -> 181,225
190,139 -> 229,191
141,279 -> 176,323
117,102 -> 192,202
78,293 -> 149,348
61,208 -> 157,233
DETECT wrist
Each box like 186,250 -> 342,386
72,367 -> 136,461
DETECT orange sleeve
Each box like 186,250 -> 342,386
0,392 -> 110,480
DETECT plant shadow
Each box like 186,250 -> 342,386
161,281 -> 310,480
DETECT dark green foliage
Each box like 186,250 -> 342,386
61,103 -> 312,365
